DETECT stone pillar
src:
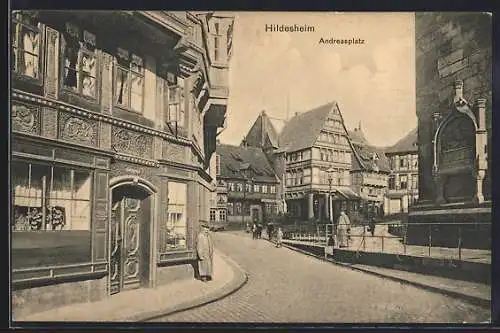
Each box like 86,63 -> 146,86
308,192 -> 314,219
474,98 -> 488,204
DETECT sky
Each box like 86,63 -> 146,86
219,12 -> 417,148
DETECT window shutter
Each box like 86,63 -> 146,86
92,170 -> 109,262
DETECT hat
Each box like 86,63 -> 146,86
201,223 -> 209,229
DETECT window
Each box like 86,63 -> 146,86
11,161 -> 92,269
11,11 -> 41,80
165,182 -> 187,250
236,183 -> 243,192
254,184 -> 261,193
167,80 -> 185,127
261,185 -> 268,193
235,202 -> 242,215
411,174 -> 418,190
388,175 -> 396,190
400,175 -> 408,190
270,185 -> 276,194
399,156 -> 408,169
227,202 -> 234,215
60,22 -> 98,98
115,48 -> 144,112
214,22 -> 221,61
245,183 -> 251,192
216,154 -> 221,176
210,209 -> 216,222
219,209 -> 226,221
228,182 -> 235,191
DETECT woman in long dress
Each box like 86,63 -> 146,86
337,211 -> 351,248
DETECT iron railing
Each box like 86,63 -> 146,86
284,221 -> 491,263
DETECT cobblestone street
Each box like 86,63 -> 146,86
148,232 -> 490,323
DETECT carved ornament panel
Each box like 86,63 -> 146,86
112,127 -> 153,159
59,112 -> 98,146
12,103 -> 40,135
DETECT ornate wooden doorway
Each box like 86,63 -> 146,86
110,185 -> 151,295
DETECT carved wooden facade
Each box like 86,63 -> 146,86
10,10 -> 234,318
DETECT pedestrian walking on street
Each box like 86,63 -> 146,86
257,224 -> 263,239
276,227 -> 284,248
369,216 -> 376,237
337,211 -> 351,248
196,224 -> 214,282
267,223 -> 275,241
252,223 -> 257,239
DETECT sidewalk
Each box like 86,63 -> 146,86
16,250 -> 248,322
281,241 -> 491,309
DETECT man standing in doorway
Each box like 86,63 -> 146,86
196,224 -> 214,282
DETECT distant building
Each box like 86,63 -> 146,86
215,142 -> 281,230
383,128 -> 419,214
348,123 -> 391,219
278,102 -> 359,223
411,12 -> 491,248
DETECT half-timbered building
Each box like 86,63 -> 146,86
10,10 -> 234,318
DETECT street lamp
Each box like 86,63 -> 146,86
326,167 -> 335,224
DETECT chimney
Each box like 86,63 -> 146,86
454,80 -> 464,102
358,121 -> 362,131
261,110 -> 266,116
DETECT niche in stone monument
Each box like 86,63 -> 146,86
438,115 -> 476,202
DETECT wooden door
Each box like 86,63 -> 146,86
109,192 -> 144,294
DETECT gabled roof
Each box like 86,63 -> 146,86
351,144 -> 391,173
279,102 -> 336,152
348,126 -> 391,173
243,110 -> 280,149
216,144 -> 279,183
347,128 -> 369,147
385,127 -> 418,154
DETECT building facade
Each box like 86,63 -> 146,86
348,124 -> 390,220
384,128 -> 419,215
410,12 -> 491,248
215,142 -> 281,230
279,102 -> 359,223
10,10 -> 234,318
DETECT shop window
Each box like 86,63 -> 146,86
164,182 -> 187,250
11,11 -> 42,80
61,22 -> 97,98
11,161 -> 92,269
210,209 -> 216,222
114,48 -> 144,112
